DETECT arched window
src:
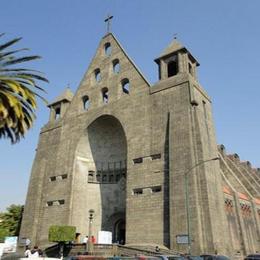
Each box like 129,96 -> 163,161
104,42 -> 112,56
113,59 -> 120,74
94,68 -> 101,82
102,87 -> 109,103
121,78 -> 130,94
82,95 -> 90,110
167,60 -> 178,77
55,107 -> 61,120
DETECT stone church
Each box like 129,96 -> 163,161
19,32 -> 260,257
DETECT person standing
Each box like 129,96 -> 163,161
24,246 -> 31,257
83,235 -> 88,244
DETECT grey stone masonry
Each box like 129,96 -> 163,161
19,33 -> 259,258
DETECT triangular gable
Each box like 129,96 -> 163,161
67,33 -> 151,115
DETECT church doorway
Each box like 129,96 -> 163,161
114,219 -> 126,244
86,115 -> 127,242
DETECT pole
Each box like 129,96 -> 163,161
184,157 -> 219,255
88,209 -> 95,254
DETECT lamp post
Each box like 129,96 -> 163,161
184,157 -> 219,255
88,209 -> 95,254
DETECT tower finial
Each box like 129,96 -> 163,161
173,33 -> 178,40
104,14 -> 113,33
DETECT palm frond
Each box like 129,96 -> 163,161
0,34 -> 48,143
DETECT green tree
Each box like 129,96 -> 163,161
49,225 -> 76,258
0,204 -> 24,242
0,33 -> 48,143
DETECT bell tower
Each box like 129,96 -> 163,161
47,87 -> 74,123
152,39 -> 231,255
154,38 -> 199,81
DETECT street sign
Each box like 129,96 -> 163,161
176,234 -> 189,244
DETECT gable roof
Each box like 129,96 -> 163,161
48,87 -> 74,107
154,38 -> 200,66
105,33 -> 151,86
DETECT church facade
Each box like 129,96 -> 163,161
19,33 -> 260,257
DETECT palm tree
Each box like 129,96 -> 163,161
0,33 -> 48,143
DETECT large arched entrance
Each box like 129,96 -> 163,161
80,115 -> 127,242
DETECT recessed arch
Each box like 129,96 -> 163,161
74,115 -> 127,241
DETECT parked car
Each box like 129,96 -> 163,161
200,255 -> 230,260
244,254 -> 260,260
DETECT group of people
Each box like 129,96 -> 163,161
82,235 -> 96,244
24,245 -> 43,258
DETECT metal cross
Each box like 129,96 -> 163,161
104,14 -> 113,33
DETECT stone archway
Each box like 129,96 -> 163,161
74,115 -> 127,242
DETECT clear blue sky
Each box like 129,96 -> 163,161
0,0 -> 260,212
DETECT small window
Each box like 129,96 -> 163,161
102,174 -> 107,182
151,154 -> 161,160
96,173 -> 101,182
94,68 -> 101,82
113,59 -> 120,74
121,78 -> 130,94
133,158 -> 143,164
88,170 -> 94,177
102,87 -> 109,103
151,186 -> 162,193
47,201 -> 53,207
188,63 -> 193,75
82,96 -> 90,110
104,42 -> 112,56
61,174 -> 67,179
49,176 -> 56,182
133,188 -> 143,195
58,199 -> 65,205
55,107 -> 61,120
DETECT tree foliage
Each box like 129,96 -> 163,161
0,204 -> 23,242
49,225 -> 76,242
0,33 -> 48,143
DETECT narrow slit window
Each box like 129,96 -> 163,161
133,188 -> 143,195
151,186 -> 162,193
113,59 -> 120,74
94,68 -> 101,82
61,174 -> 67,179
121,78 -> 130,94
58,199 -> 65,205
104,42 -> 112,56
133,158 -> 143,164
49,176 -> 56,182
102,88 -> 109,103
151,154 -> 161,160
47,201 -> 53,207
82,96 -> 90,110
